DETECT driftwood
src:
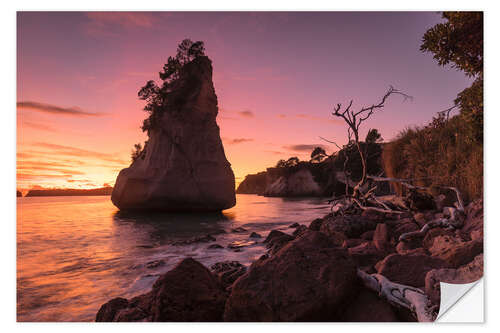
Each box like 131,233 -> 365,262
357,269 -> 436,322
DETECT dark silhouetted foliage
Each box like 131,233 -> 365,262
421,12 -> 483,143
138,39 -> 206,133
365,128 -> 383,144
310,147 -> 327,163
131,143 -> 143,162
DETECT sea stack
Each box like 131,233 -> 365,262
111,56 -> 236,212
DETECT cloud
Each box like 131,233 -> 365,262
283,144 -> 327,152
21,121 -> 57,132
84,12 -> 161,37
224,138 -> 254,145
17,101 -> 104,117
86,12 -> 156,28
237,110 -> 254,118
30,142 -> 127,165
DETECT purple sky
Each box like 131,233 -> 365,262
17,11 -> 472,188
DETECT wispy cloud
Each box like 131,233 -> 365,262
223,138 -> 254,145
30,142 -> 127,165
21,121 -> 58,132
84,12 -> 160,37
283,144 -> 327,152
236,110 -> 254,118
17,101 -> 104,117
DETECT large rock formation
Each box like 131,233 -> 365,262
111,56 -> 236,211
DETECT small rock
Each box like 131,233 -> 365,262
207,244 -> 224,249
264,230 -> 294,254
360,230 -> 374,240
289,222 -> 300,228
428,235 -> 483,268
211,261 -> 247,288
342,238 -> 365,248
231,227 -> 247,233
171,234 -> 215,246
146,260 -> 166,269
348,241 -> 386,269
249,232 -> 262,238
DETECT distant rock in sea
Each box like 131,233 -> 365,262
111,56 -> 235,212
17,190 -> 22,197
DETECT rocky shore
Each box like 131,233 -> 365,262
96,197 -> 483,322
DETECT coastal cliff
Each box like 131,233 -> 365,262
237,142 -> 389,197
111,56 -> 236,212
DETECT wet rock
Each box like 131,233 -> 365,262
231,227 -> 247,233
224,230 -> 358,321
264,230 -> 294,255
292,225 -> 308,237
308,218 -> 324,231
428,235 -> 483,268
96,258 -> 227,322
171,234 -> 216,245
111,56 -> 235,212
340,289 -> 399,322
425,254 -> 483,306
96,297 -> 130,322
249,232 -> 262,238
375,253 -> 449,287
211,261 -> 247,288
146,260 -> 166,269
207,243 -> 224,249
289,223 -> 300,228
227,240 -> 256,250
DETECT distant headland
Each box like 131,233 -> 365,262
25,186 -> 113,197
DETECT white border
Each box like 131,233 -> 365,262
3,1 -> 499,332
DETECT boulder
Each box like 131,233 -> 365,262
292,225 -> 308,237
392,220 -> 420,240
428,235 -> 483,268
96,258 -> 227,322
111,56 -> 236,212
264,230 -> 294,255
224,231 -> 358,321
373,223 -> 390,252
460,198 -> 483,241
425,254 -> 483,306
422,228 -> 455,249
249,232 -> 262,238
340,289 -> 399,322
343,238 -> 365,248
348,241 -> 386,269
320,214 -> 378,238
308,218 -> 324,231
360,230 -> 374,240
376,253 -> 449,287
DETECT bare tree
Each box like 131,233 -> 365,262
330,86 -> 411,198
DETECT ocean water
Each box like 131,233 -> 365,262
16,194 -> 331,322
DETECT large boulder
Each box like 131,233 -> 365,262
375,253 -> 449,287
111,56 -> 236,212
96,258 -> 227,322
428,235 -> 483,268
340,289 -> 399,322
224,230 -> 358,321
425,254 -> 483,306
320,214 -> 379,238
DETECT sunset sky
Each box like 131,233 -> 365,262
17,11 -> 473,190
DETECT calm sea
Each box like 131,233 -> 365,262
17,194 -> 331,321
